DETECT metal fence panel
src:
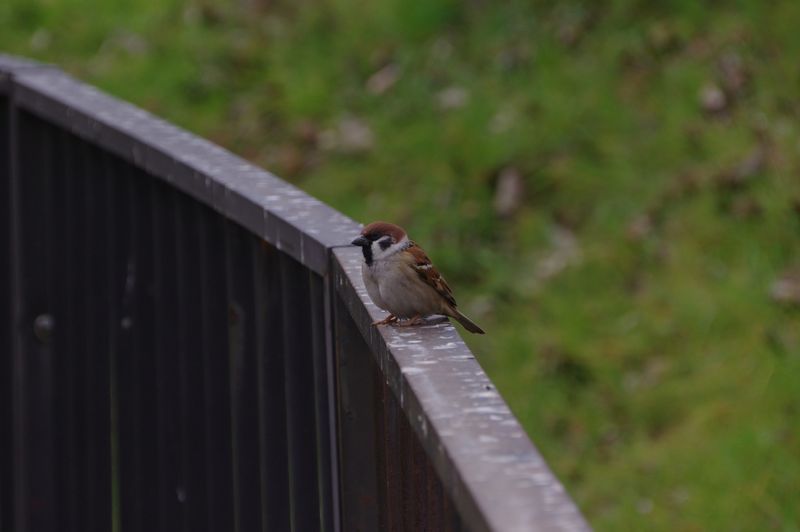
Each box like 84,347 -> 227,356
0,54 -> 590,532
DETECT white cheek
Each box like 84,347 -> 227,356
371,241 -> 383,259
372,240 -> 395,260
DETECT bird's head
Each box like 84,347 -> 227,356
351,221 -> 408,265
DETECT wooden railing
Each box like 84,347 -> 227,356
0,54 -> 589,532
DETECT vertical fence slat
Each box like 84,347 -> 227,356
105,151 -> 132,532
255,242 -> 291,531
150,181 -> 184,531
401,404 -> 421,531
375,366 -> 389,532
309,272 -> 336,532
69,132 -> 90,532
196,202 -> 234,530
280,253 -> 322,531
380,379 -> 401,532
81,140 -> 113,532
104,150 -> 121,532
12,110 -> 57,532
114,162 -> 139,532
7,98 -> 22,532
420,424 -> 437,529
0,91 -> 11,532
52,126 -> 81,532
225,223 -> 263,532
117,165 -> 160,532
173,188 -> 210,532
334,298 -> 380,532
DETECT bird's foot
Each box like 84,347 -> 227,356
396,315 -> 425,327
372,314 -> 398,326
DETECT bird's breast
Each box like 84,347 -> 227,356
368,258 -> 442,318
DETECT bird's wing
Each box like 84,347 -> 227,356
403,242 -> 457,308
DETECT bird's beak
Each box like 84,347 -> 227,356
351,236 -> 369,247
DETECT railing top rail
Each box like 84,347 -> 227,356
1,53 -> 590,531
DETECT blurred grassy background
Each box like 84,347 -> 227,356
3,0 -> 800,529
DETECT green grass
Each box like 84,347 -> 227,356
4,1 -> 800,529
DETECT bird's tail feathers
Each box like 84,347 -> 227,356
450,309 -> 485,334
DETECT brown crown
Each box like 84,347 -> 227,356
361,221 -> 407,242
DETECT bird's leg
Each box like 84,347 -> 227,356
372,314 -> 398,326
397,315 -> 425,327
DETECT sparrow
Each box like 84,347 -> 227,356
350,221 -> 485,334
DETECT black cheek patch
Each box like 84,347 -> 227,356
362,245 -> 373,266
379,239 -> 392,251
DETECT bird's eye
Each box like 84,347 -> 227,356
378,237 -> 393,250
